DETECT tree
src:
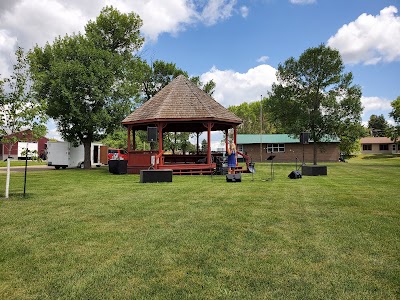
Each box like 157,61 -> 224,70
228,97 -> 276,134
267,44 -> 363,164
190,76 -> 216,98
390,96 -> 400,122
141,60 -> 187,101
338,121 -> 367,156
100,125 -> 128,149
0,46 -> 47,157
368,114 -> 388,137
140,60 -> 216,102
387,96 -> 400,152
163,132 -> 194,154
29,6 -> 144,168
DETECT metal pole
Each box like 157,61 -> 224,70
23,147 -> 28,197
5,158 -> 10,198
260,95 -> 263,162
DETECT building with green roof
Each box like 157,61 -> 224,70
237,134 -> 340,163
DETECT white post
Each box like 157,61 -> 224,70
5,158 -> 10,198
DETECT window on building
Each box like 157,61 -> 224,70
379,144 -> 389,151
363,144 -> 372,151
266,144 -> 285,153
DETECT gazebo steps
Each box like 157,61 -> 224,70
158,164 -> 247,175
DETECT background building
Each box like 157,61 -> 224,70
360,137 -> 398,154
0,130 -> 48,161
237,134 -> 340,163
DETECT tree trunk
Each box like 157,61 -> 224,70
313,142 -> 318,165
7,142 -> 13,159
83,140 -> 91,169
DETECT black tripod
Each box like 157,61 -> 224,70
266,155 -> 275,181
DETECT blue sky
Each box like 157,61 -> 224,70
1,0 -> 399,143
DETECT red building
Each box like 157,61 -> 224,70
0,130 -> 48,160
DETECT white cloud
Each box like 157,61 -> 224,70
327,6 -> 400,65
361,96 -> 392,112
0,30 -> 17,77
200,0 -> 237,26
240,6 -> 249,18
46,119 -> 63,141
289,0 -> 316,4
107,0 -> 197,41
0,0 -> 242,62
257,55 -> 269,63
361,96 -> 393,125
200,64 -> 277,107
1,0 -> 89,49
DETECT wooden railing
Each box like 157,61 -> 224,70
237,151 -> 251,172
155,150 -> 164,169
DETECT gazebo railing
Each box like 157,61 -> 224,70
237,150 -> 251,171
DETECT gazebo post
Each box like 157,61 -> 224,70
225,129 -> 229,152
196,132 -> 200,155
158,123 -> 163,154
233,126 -> 237,146
128,126 -> 136,151
132,128 -> 136,150
127,126 -> 131,150
207,122 -> 212,164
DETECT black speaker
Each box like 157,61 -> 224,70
226,173 -> 242,182
300,132 -> 309,144
140,169 -> 173,183
108,160 -> 128,174
288,170 -> 302,179
147,127 -> 157,142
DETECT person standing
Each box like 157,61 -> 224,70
227,142 -> 237,174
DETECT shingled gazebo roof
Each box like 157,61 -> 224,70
122,75 -> 241,132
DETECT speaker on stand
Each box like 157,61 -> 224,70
300,132 -> 309,166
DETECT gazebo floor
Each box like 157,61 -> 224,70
158,163 -> 247,175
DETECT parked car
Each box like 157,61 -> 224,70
107,148 -> 128,160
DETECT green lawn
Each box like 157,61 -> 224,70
0,156 -> 399,299
0,160 -> 46,167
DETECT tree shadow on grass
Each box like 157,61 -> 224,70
361,154 -> 400,160
1,193 -> 33,200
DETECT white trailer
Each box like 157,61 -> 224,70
47,141 -> 105,169
18,142 -> 38,159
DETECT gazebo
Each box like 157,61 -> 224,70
122,75 -> 250,174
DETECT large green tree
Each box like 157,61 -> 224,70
387,96 -> 400,151
267,44 -> 363,164
29,6 -> 144,168
0,46 -> 47,157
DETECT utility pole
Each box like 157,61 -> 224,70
260,95 -> 263,162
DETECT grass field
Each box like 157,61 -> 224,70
0,156 -> 399,299
0,160 -> 46,167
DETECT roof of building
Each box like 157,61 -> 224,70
237,134 -> 340,144
360,137 -> 394,144
122,75 -> 242,126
